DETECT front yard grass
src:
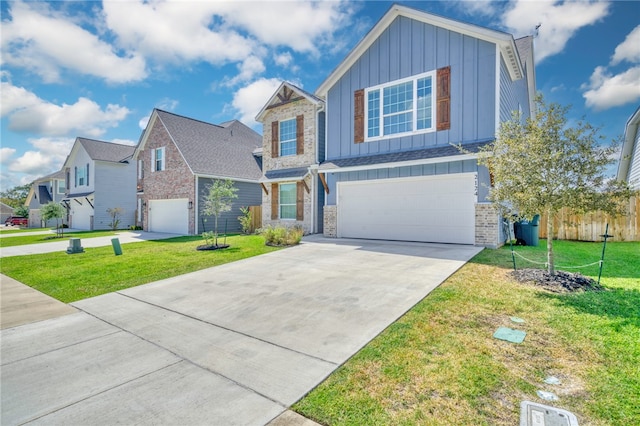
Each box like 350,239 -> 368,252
0,234 -> 280,302
0,230 -> 117,247
294,240 -> 639,425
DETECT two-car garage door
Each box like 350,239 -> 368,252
149,199 -> 189,234
337,173 -> 476,245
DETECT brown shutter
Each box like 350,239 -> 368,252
296,181 -> 304,221
296,115 -> 304,155
354,89 -> 364,143
271,183 -> 279,220
436,66 -> 451,131
271,121 -> 279,157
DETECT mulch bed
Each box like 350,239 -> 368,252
510,269 -> 604,293
196,244 -> 230,251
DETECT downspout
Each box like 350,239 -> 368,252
194,176 -> 199,235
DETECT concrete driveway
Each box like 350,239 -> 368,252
1,236 -> 482,425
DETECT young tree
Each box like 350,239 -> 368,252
14,205 -> 29,219
201,179 -> 238,246
41,202 -> 66,236
477,95 -> 633,274
106,207 -> 124,231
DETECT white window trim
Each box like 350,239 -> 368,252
138,159 -> 144,179
364,70 -> 436,142
279,182 -> 297,220
279,118 -> 297,157
152,147 -> 165,172
57,180 -> 65,194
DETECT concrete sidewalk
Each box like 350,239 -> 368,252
0,231 -> 182,257
1,237 -> 482,425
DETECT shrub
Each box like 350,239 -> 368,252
260,225 -> 304,246
237,206 -> 253,234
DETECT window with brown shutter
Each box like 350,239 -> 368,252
296,115 -> 304,155
271,183 -> 278,220
354,89 -> 364,143
296,181 -> 304,221
436,66 -> 451,131
271,121 -> 279,157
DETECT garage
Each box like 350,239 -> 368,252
337,173 -> 476,244
149,199 -> 189,234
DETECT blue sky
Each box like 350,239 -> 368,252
1,0 -> 639,189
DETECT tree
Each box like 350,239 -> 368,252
201,179 -> 238,247
477,95 -> 633,274
1,184 -> 31,208
14,205 -> 29,218
41,202 -> 66,237
106,207 -> 124,231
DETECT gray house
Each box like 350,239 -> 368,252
134,109 -> 262,235
1,202 -> 14,224
62,138 -> 137,230
316,4 -> 536,247
25,170 -> 67,228
617,106 -> 640,190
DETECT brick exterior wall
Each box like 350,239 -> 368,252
137,117 -> 195,234
262,174 -> 314,234
323,205 -> 337,237
475,202 -> 501,248
260,93 -> 319,233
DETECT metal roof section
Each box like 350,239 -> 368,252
262,167 -> 310,182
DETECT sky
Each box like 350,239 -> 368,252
1,0 -> 639,190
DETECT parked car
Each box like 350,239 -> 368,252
5,216 -> 28,226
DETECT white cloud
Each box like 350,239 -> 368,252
111,139 -> 137,146
1,81 -> 130,137
157,98 -> 179,111
8,137 -> 74,175
230,78 -> 283,126
139,116 -> 151,130
223,56 -> 266,87
501,0 -> 610,62
1,148 -> 17,165
1,1 -> 146,83
449,0 -> 500,18
582,66 -> 640,110
611,25 -> 640,65
274,52 -> 293,67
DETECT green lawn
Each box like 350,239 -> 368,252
0,230 -> 118,247
0,234 -> 281,302
294,240 -> 639,425
0,227 -> 49,234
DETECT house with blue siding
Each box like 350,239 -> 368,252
134,109 -> 262,235
315,4 -> 535,247
25,169 -> 67,228
617,106 -> 640,190
62,138 -> 137,230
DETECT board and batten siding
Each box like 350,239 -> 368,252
197,178 -> 262,234
325,15 -> 497,162
499,56 -> 531,123
94,161 -> 137,230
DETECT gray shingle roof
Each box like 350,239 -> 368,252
155,110 -> 262,181
34,169 -> 65,182
515,36 -> 533,70
319,140 -> 493,170
78,138 -> 135,162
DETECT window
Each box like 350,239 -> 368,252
138,159 -> 144,179
279,183 -> 296,219
76,166 -> 86,186
153,147 -> 165,172
279,119 -> 297,157
57,180 -> 65,194
365,71 -> 435,140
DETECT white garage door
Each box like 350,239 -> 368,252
337,173 -> 476,244
149,199 -> 189,234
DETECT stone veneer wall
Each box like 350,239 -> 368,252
323,205 -> 337,237
262,174 -> 314,234
475,202 -> 501,248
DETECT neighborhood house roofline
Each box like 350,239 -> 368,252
255,81 -> 325,122
617,106 -> 640,182
315,3 -> 524,97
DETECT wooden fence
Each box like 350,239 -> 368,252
539,196 -> 639,242
248,205 -> 262,232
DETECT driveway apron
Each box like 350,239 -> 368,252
1,237 -> 482,425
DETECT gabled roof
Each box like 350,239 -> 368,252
136,109 -> 262,181
316,3 -> 525,97
256,81 -> 324,122
77,138 -> 136,162
0,202 -> 14,213
617,106 -> 640,182
33,169 -> 65,183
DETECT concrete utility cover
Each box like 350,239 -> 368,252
493,326 -> 526,343
520,401 -> 579,426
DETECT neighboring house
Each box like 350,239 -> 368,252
617,106 -> 640,190
62,138 -> 137,230
25,170 -> 67,228
134,109 -> 262,235
0,202 -> 14,224
255,82 -> 326,234
315,4 -> 535,247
